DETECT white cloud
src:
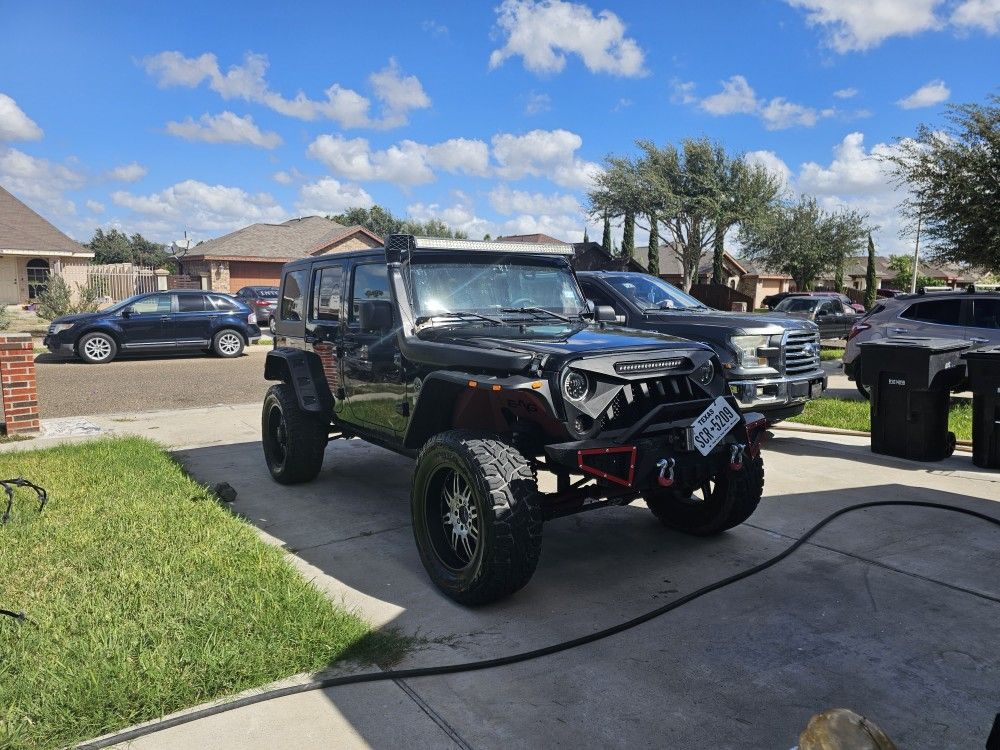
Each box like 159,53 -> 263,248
797,132 -> 899,196
272,167 -> 305,185
85,199 -> 105,213
107,162 -> 148,182
296,178 -> 373,216
142,51 -> 430,129
897,79 -> 950,109
489,0 -> 646,77
491,128 -> 601,189
952,0 -> 1000,32
499,213 -> 587,242
306,134 -> 489,187
165,111 -> 282,148
692,76 -> 832,130
421,20 -> 449,36
525,92 -> 551,115
489,185 -> 581,215
0,147 -> 85,215
784,0 -> 942,52
0,93 -> 43,141
700,75 -> 758,115
111,179 -> 287,237
743,150 -> 793,188
670,80 -> 698,105
407,196 -> 496,239
833,87 -> 859,99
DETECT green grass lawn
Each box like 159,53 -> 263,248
0,438 -> 405,749
820,347 -> 844,362
788,396 -> 973,441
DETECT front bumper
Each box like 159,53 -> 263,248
43,334 -> 75,354
727,371 -> 826,411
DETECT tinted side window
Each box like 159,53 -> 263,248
281,270 -> 308,321
350,263 -> 391,321
209,295 -> 240,311
235,288 -> 249,298
971,299 -> 1000,329
580,282 -> 621,313
131,294 -> 172,314
176,294 -> 207,312
900,299 -> 962,326
311,265 -> 343,322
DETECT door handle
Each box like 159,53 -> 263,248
970,337 -> 989,344
160,315 -> 172,321
890,328 -> 907,334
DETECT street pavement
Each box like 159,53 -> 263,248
34,347 -> 271,418
31,402 -> 997,750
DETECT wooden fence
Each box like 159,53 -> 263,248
687,283 -> 754,312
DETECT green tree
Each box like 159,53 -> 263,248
647,213 -> 659,275
582,227 -> 589,244
621,210 -> 635,258
331,204 -> 468,239
35,275 -> 102,320
833,260 -> 845,293
601,213 -> 612,254
86,228 -> 170,267
590,138 -> 781,291
882,94 -> 1000,273
864,234 -> 878,309
887,254 -> 934,292
739,196 -> 870,292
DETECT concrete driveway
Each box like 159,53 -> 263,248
138,420 -> 1000,750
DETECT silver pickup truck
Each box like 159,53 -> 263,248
578,271 -> 827,422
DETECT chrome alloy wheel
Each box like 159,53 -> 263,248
218,332 -> 242,355
83,336 -> 112,361
441,470 -> 480,565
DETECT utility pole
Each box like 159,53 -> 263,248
910,206 -> 922,294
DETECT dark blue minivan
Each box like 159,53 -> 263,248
43,290 -> 261,364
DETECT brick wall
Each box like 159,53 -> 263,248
0,333 -> 39,434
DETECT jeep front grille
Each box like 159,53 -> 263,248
783,330 -> 821,375
603,375 -> 698,431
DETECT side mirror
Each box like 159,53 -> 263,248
594,305 -> 618,323
358,299 -> 393,331
121,306 -> 134,318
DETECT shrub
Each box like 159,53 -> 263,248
35,276 -> 103,320
0,304 -> 10,331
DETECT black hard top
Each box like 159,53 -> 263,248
283,249 -> 384,271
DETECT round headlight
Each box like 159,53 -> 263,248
563,370 -> 590,402
693,359 -> 715,386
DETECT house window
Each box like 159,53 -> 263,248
26,259 -> 50,299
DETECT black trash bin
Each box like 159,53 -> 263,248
859,338 -> 970,461
962,346 -> 1000,469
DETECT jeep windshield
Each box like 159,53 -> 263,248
604,274 -> 707,311
408,257 -> 588,327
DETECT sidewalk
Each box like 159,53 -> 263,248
11,404 -> 1000,748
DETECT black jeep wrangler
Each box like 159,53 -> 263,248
262,235 -> 767,605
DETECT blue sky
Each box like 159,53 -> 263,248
1,0 -> 998,254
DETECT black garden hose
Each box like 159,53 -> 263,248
75,500 -> 1000,749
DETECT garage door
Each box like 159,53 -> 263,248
228,262 -> 284,292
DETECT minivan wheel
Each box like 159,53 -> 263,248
78,332 -> 117,364
411,431 -> 542,605
644,456 -> 764,536
268,317 -> 276,335
261,384 -> 328,484
213,329 -> 245,358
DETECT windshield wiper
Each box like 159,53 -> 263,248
500,306 -> 573,322
415,310 -> 504,326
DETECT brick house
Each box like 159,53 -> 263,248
634,244 -> 747,289
0,185 -> 95,305
178,217 -> 382,293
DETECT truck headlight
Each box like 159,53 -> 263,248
50,323 -> 75,335
562,370 -> 591,402
730,335 -> 769,369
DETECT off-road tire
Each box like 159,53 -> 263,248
411,431 -> 542,605
77,332 -> 117,364
644,455 -> 764,536
261,384 -> 328,484
212,329 -> 245,358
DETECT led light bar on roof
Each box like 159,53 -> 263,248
410,235 -> 574,256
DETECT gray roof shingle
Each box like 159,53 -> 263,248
0,185 -> 91,255
184,216 -> 353,261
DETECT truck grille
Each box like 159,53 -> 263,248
783,330 -> 821,375
603,375 -> 698,431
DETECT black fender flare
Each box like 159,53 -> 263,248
264,347 -> 333,414
403,371 -> 477,451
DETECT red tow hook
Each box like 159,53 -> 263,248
656,458 -> 675,487
729,444 -> 745,472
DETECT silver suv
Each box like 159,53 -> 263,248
844,289 -> 1000,396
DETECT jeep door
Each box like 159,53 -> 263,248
304,261 -> 346,417
340,261 -> 407,436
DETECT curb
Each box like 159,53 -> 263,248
775,421 -> 974,453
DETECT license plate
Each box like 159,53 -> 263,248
688,396 -> 741,456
